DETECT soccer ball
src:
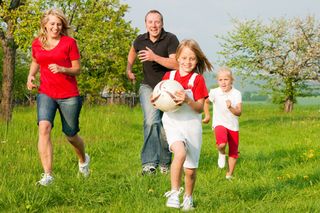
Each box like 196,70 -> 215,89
152,80 -> 184,112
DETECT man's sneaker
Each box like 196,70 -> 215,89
164,187 -> 183,208
142,165 -> 156,175
79,153 -> 90,177
181,195 -> 195,211
218,152 -> 226,168
160,164 -> 170,174
37,173 -> 54,186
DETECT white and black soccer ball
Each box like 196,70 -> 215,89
152,80 -> 184,112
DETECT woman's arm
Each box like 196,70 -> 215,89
27,58 -> 39,90
48,59 -> 81,76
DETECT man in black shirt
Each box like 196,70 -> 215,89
126,10 -> 179,175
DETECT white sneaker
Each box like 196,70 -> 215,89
181,195 -> 195,211
37,173 -> 54,186
79,153 -> 90,177
218,152 -> 226,168
226,175 -> 233,180
164,187 -> 183,208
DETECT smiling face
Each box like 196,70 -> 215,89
44,15 -> 63,39
177,47 -> 198,74
217,72 -> 233,92
145,12 -> 163,41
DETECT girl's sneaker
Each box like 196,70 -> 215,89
37,173 -> 54,186
218,152 -> 226,168
164,187 -> 183,208
181,195 -> 195,211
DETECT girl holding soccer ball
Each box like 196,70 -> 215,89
154,39 -> 212,210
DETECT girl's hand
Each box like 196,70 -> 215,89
174,90 -> 187,105
202,115 -> 210,124
226,100 -> 232,109
150,94 -> 156,106
48,64 -> 65,74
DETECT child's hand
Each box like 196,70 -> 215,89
226,100 -> 232,109
150,94 -> 156,106
174,90 -> 186,105
202,115 -> 210,124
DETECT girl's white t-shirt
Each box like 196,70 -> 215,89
208,87 -> 242,131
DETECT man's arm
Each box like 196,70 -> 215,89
126,46 -> 137,81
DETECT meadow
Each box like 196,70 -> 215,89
0,103 -> 319,212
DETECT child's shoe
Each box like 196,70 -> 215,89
181,195 -> 195,211
218,152 -> 226,168
164,187 -> 183,208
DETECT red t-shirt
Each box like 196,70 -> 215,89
32,35 -> 80,99
162,70 -> 208,101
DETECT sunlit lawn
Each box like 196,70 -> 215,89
0,103 -> 319,212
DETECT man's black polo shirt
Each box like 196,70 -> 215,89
133,29 -> 179,88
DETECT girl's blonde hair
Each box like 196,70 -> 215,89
216,67 -> 234,82
38,9 -> 70,49
175,39 -> 213,74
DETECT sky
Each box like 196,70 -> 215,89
120,0 -> 320,89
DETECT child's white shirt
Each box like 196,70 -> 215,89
208,87 -> 242,131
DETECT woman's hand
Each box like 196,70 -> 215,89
48,64 -> 65,74
27,75 -> 37,90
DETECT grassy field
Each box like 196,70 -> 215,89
0,103 -> 319,212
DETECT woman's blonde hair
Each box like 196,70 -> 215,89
38,9 -> 70,49
175,39 -> 213,74
216,67 -> 234,82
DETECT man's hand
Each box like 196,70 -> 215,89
138,47 -> 156,62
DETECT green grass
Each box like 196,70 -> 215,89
0,103 -> 320,212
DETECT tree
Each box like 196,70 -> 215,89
0,0 -> 41,121
218,16 -> 320,112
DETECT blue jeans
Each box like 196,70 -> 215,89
37,94 -> 82,136
139,84 -> 172,167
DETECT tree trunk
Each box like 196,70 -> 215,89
0,37 -> 16,122
283,77 -> 294,113
284,98 -> 293,113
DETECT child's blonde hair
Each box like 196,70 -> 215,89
175,39 -> 213,74
216,67 -> 234,82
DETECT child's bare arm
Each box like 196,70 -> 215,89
174,90 -> 204,113
202,98 -> 211,123
226,100 -> 242,116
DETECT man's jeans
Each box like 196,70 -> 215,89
139,84 -> 172,167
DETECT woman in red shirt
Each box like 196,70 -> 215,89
27,9 -> 90,186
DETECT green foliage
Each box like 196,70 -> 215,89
218,16 -> 320,111
0,104 -> 320,212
